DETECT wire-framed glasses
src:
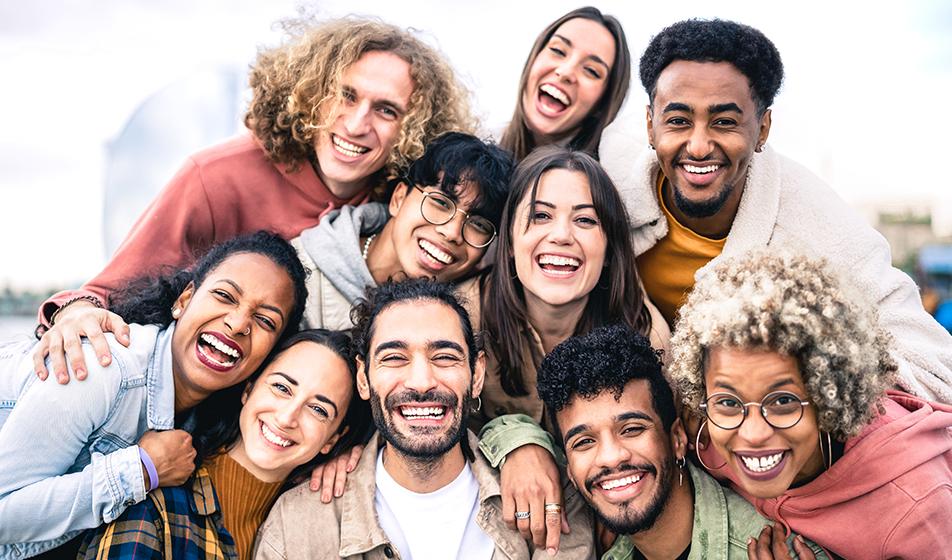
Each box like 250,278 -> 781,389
700,391 -> 811,430
412,184 -> 496,248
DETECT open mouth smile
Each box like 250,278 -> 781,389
591,470 -> 651,503
735,450 -> 789,481
196,331 -> 243,371
537,83 -> 572,116
260,420 -> 295,449
418,239 -> 456,269
537,253 -> 581,277
332,134 -> 370,158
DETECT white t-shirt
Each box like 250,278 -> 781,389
374,450 -> 495,560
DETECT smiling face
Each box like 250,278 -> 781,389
703,347 -> 824,499
313,50 -> 415,199
231,341 -> 353,482
559,379 -> 686,535
512,168 -> 607,312
522,17 -> 616,144
356,300 -> 485,459
170,253 -> 296,409
647,61 -> 771,233
378,180 -> 488,281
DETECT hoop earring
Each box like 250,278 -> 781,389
472,396 -> 482,413
819,430 -> 832,471
694,420 -> 727,471
676,456 -> 686,487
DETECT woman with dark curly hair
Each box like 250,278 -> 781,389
668,251 -> 952,559
499,6 -> 630,161
34,16 -> 474,387
0,232 -> 307,558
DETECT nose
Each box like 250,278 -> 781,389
594,435 -> 632,469
223,308 -> 252,337
545,215 -> 574,245
554,59 -> 577,84
404,355 -> 439,394
434,212 -> 466,245
736,407 -> 775,446
343,101 -> 372,137
273,401 -> 301,430
685,124 -> 714,160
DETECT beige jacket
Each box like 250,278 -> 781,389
254,432 -> 594,560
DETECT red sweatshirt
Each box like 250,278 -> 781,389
39,134 -> 368,326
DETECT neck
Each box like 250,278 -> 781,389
661,176 -> 744,240
314,162 -> 370,201
226,437 -> 291,483
629,472 -> 695,560
171,366 -> 206,414
366,222 -> 400,284
525,293 -> 588,353
381,443 -> 466,493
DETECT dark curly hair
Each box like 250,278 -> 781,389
109,230 -> 308,336
639,19 -> 784,114
537,324 -> 675,442
351,278 -> 479,370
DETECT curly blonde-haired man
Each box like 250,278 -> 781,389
35,17 -> 475,384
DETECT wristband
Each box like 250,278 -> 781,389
138,446 -> 159,492
49,295 -> 104,326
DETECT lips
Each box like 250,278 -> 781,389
259,420 -> 296,449
417,238 -> 456,272
331,133 -> 370,158
734,449 -> 789,481
677,161 -> 726,187
196,331 -> 243,372
537,83 -> 572,116
536,253 -> 582,277
589,469 -> 651,503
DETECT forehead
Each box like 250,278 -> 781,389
371,300 -> 468,351
262,342 -> 353,396
202,253 -> 292,297
429,172 -> 481,210
653,60 -> 755,109
558,379 -> 658,436
342,50 -> 415,108
550,17 -> 617,69
704,347 -> 804,397
525,168 -> 593,207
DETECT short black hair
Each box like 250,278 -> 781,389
639,19 -> 784,114
404,132 -> 515,228
351,278 -> 479,371
537,324 -> 676,440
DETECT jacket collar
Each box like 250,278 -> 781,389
146,324 -> 177,430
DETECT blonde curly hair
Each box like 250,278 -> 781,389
667,251 -> 897,441
244,17 -> 475,181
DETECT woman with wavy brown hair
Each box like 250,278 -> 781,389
34,16 -> 475,389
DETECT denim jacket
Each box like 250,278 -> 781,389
0,323 -> 176,558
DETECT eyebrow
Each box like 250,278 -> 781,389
710,102 -> 743,115
373,339 -> 466,357
563,410 -> 654,443
429,340 -> 465,354
532,200 -> 596,212
270,372 -> 340,417
551,33 -> 610,70
714,378 -> 797,394
219,279 -> 286,320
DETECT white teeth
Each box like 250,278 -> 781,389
540,84 -> 570,105
740,452 -> 784,472
401,406 -> 445,419
261,422 -> 293,447
197,340 -> 237,368
419,239 -> 454,265
332,135 -> 369,157
537,254 -> 581,267
599,474 -> 642,490
200,333 -> 240,358
683,164 -> 720,174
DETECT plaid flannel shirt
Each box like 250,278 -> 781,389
78,467 -> 237,560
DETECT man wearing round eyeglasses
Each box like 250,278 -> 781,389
292,132 -> 515,331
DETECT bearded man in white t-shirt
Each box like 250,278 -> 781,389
254,279 -> 594,560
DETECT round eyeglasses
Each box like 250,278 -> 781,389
700,391 -> 811,430
413,185 -> 496,248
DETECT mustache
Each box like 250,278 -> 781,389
385,389 -> 458,409
584,463 -> 656,493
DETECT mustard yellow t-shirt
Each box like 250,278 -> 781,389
637,173 -> 726,327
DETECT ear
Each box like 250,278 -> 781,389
355,357 -> 371,401
321,425 -> 348,455
471,350 -> 487,399
240,380 -> 254,406
389,181 -> 411,217
757,108 -> 772,149
173,281 -> 196,316
670,417 -> 689,461
645,104 -> 655,146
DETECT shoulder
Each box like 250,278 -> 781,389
187,134 -> 269,168
264,480 -> 342,533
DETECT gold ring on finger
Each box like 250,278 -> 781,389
544,503 -> 562,514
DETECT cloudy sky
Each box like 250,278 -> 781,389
1,0 -> 950,290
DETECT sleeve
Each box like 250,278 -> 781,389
78,498 -> 165,560
477,414 -> 562,469
0,343 -> 147,543
38,157 -> 217,326
253,504 -> 289,560
882,485 -> 952,559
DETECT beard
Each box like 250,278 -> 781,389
583,458 -> 674,535
369,385 -> 471,460
672,180 -> 735,219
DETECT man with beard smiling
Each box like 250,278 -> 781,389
255,279 -> 593,560
598,19 -> 952,402
537,324 -> 827,559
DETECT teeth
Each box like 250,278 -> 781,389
401,406 -> 445,419
200,333 -> 240,358
683,164 -> 720,174
537,254 -> 581,267
740,452 -> 784,473
419,239 -> 454,265
261,422 -> 293,447
197,342 -> 237,368
540,84 -> 570,105
599,474 -> 642,490
332,134 -> 369,157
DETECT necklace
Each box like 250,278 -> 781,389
362,233 -> 377,261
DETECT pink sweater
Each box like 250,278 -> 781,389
39,134 -> 368,325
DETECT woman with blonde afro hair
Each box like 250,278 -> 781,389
667,250 -> 952,559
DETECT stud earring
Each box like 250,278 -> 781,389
171,308 -> 180,319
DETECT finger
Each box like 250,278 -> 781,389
755,525 -> 773,558
793,535 -> 815,560
46,332 -> 70,384
529,493 -> 546,549
346,445 -> 363,472
333,455 -> 348,497
63,334 -> 89,381
33,341 -> 50,381
106,313 -> 131,347
502,487 -> 516,530
771,524 -> 788,558
86,329 -> 115,377
514,497 -> 532,540
309,465 -> 325,492
561,511 -> 570,534
321,460 -> 337,504
747,537 -> 758,560
544,505 -> 562,555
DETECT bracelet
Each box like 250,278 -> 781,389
138,446 -> 159,492
49,295 -> 104,327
